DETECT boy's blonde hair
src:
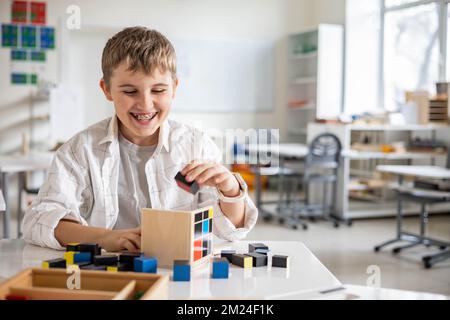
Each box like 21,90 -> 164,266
101,26 -> 177,86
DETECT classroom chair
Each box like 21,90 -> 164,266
286,133 -> 351,228
374,149 -> 450,268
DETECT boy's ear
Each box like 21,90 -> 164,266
99,79 -> 113,101
172,78 -> 179,98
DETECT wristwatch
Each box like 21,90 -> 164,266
217,172 -> 248,203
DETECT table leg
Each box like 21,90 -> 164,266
1,172 -> 10,239
374,175 -> 404,252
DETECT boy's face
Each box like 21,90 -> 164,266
100,61 -> 178,146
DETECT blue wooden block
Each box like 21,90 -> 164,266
134,256 -> 157,273
212,258 -> 229,279
173,261 -> 191,282
74,252 -> 91,263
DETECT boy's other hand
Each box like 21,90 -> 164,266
99,227 -> 141,253
181,161 -> 240,197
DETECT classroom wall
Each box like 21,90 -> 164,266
0,0 -> 346,152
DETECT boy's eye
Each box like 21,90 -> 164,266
152,89 -> 166,94
123,90 -> 137,95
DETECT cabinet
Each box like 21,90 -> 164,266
308,122 -> 450,219
286,24 -> 343,143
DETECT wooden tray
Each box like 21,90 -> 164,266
0,268 -> 169,300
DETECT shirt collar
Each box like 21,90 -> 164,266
98,115 -> 170,153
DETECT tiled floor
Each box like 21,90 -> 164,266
247,213 -> 450,296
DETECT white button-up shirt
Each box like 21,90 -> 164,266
22,116 -> 258,250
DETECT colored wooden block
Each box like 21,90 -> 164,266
174,171 -> 200,195
94,255 -> 118,266
231,254 -> 252,269
64,251 -> 75,265
272,255 -> 290,268
141,206 -> 214,268
220,250 -> 236,263
173,260 -> 190,281
79,243 -> 101,262
41,258 -> 66,269
134,257 -> 157,273
119,252 -> 142,264
245,252 -> 268,267
66,242 -> 80,252
107,266 -> 118,272
254,248 -> 270,255
74,252 -> 91,263
212,258 -> 229,279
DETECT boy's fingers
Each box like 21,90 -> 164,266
119,238 -> 137,252
196,166 -> 223,184
181,160 -> 201,175
186,163 -> 216,182
124,233 -> 141,250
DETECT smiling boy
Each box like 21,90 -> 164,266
22,27 -> 258,252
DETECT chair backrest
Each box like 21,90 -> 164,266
306,133 -> 342,169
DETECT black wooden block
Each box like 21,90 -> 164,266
231,254 -> 252,268
220,250 -> 236,263
175,171 -> 200,195
79,243 -> 101,261
44,258 -> 66,268
119,252 -> 142,265
272,255 -> 290,268
80,264 -> 107,271
245,252 -> 268,267
249,243 -> 269,253
66,243 -> 80,252
94,255 -> 118,266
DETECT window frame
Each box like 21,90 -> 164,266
379,0 -> 448,108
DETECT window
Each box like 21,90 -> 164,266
345,0 -> 448,114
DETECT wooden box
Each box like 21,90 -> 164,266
141,206 -> 214,268
0,268 -> 169,300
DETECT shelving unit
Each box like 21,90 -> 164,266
286,24 -> 343,143
307,122 -> 450,219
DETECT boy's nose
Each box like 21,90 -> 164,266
140,92 -> 154,108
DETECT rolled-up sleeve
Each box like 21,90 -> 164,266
198,133 -> 258,241
22,144 -> 91,250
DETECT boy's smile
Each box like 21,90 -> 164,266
100,61 -> 178,146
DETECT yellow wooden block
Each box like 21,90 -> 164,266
41,261 -> 49,269
64,252 -> 75,265
208,208 -> 213,219
107,266 -> 118,272
67,242 -> 80,246
243,256 -> 252,269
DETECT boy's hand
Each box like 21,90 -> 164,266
181,161 -> 240,197
98,227 -> 141,253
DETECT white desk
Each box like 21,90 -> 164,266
376,165 -> 450,268
246,143 -> 309,159
1,239 -> 446,300
377,165 -> 450,179
0,152 -> 54,238
0,239 -> 344,299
